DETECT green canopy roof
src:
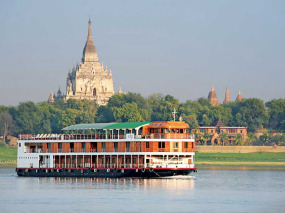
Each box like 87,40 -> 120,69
104,122 -> 151,130
62,122 -> 151,131
62,123 -> 115,131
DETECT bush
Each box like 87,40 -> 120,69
0,141 -> 7,148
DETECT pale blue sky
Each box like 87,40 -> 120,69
0,0 -> 284,105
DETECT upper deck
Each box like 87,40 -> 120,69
17,121 -> 196,169
19,121 -> 195,142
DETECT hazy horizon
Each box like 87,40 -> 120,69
1,0 -> 284,106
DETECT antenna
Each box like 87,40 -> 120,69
172,108 -> 177,121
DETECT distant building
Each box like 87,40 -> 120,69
195,119 -> 247,145
208,85 -> 243,106
236,91 -> 243,101
208,84 -> 219,106
223,87 -> 230,104
118,87 -> 123,94
47,91 -> 54,103
49,19 -> 115,105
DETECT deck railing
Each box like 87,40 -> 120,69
42,163 -> 194,169
19,133 -> 195,141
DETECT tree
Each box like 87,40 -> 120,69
96,106 -> 114,123
219,132 -> 228,146
271,134 -> 284,145
0,111 -> 15,142
229,98 -> 269,132
148,94 -> 179,121
112,103 -> 143,122
14,102 -> 44,134
202,132 -> 211,146
181,114 -> 199,130
245,132 -> 256,145
234,134 -> 243,146
266,99 -> 285,131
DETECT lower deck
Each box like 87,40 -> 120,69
18,153 -> 195,169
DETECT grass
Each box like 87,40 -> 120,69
195,152 -> 285,166
0,146 -> 17,165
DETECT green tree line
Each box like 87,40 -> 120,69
0,93 -> 285,139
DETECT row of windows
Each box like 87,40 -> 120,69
146,142 -> 193,149
19,157 -> 38,159
200,129 -> 244,134
149,128 -> 188,134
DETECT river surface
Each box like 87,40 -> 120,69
0,168 -> 284,213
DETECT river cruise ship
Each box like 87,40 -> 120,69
16,121 -> 196,178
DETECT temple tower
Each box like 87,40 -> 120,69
65,19 -> 114,105
208,84 -> 219,106
236,91 -> 243,101
223,87 -> 231,104
47,91 -> 54,103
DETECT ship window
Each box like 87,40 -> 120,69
126,142 -> 130,152
158,142 -> 165,149
133,158 -> 136,164
82,142 -> 86,152
58,143 -> 62,153
114,142 -> 118,152
47,143 -> 51,152
180,129 -> 183,133
102,142 -> 106,152
192,142 -> 194,149
173,142 -> 178,149
146,142 -> 150,148
184,142 -> 188,148
93,88 -> 96,96
19,143 -> 21,147
70,143 -> 74,152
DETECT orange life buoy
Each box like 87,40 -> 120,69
98,164 -> 101,167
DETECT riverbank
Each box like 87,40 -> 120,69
0,147 -> 17,167
195,152 -> 285,170
195,152 -> 285,162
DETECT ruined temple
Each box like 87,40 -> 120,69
223,87 -> 231,104
208,84 -> 219,106
236,91 -> 243,101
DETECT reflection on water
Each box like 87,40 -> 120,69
44,176 -> 196,191
0,168 -> 285,213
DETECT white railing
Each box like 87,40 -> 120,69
19,133 -> 195,141
42,163 -> 194,169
